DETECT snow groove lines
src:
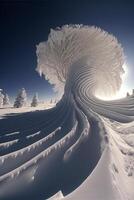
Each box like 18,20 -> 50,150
0,122 -> 78,182
0,25 -> 134,199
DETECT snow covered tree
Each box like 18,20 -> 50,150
31,93 -> 39,107
3,93 -> 10,106
0,89 -> 4,108
14,88 -> 27,108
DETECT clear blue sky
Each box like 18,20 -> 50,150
0,0 -> 134,102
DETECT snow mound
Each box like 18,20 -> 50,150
0,25 -> 134,200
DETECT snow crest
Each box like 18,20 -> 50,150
0,25 -> 134,200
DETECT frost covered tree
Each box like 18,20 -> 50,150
31,93 -> 39,107
14,88 -> 27,108
0,89 -> 4,108
3,93 -> 10,106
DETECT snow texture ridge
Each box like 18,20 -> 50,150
0,25 -> 134,200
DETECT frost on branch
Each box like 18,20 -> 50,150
36,25 -> 124,97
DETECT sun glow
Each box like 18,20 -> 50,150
96,63 -> 130,101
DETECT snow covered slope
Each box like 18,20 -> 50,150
0,25 -> 134,200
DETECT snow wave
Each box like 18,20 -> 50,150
0,25 -> 134,200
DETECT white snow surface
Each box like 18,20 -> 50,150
48,191 -> 64,199
0,103 -> 55,119
48,120 -> 134,200
0,25 -> 134,200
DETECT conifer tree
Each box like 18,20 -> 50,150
14,88 -> 27,108
31,93 -> 39,107
3,93 -> 10,106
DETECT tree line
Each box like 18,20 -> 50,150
0,88 -> 39,108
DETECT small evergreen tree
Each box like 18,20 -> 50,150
31,93 -> 39,107
3,93 -> 10,106
0,90 -> 4,108
14,88 -> 27,108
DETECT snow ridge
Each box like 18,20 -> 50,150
0,25 -> 134,200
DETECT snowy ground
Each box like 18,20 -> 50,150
0,103 -> 134,200
0,103 -> 55,119
48,118 -> 134,200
